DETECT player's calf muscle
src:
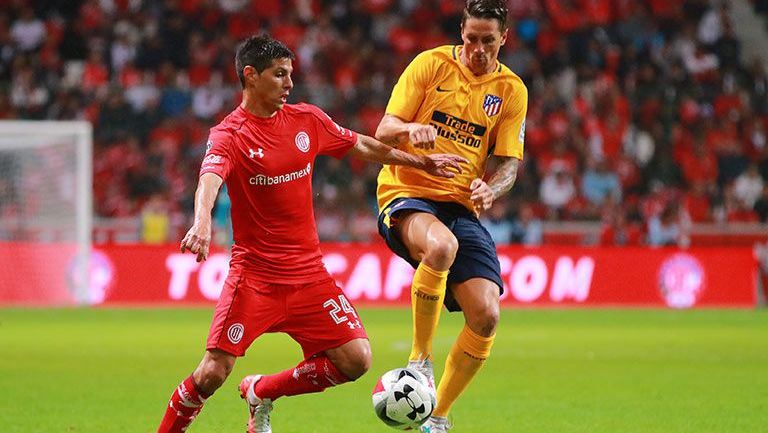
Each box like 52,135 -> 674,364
193,351 -> 235,394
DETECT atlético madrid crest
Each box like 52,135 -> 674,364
483,94 -> 503,117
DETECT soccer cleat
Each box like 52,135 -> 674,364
407,359 -> 435,391
239,375 -> 273,433
419,416 -> 452,433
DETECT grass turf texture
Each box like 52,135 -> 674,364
0,308 -> 766,432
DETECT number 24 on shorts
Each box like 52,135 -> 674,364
324,295 -> 361,328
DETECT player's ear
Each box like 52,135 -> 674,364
499,28 -> 508,46
243,65 -> 258,84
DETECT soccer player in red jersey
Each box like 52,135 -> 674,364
155,35 -> 467,433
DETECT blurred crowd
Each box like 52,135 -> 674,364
1,0 -> 768,246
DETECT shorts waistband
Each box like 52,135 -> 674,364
231,266 -> 334,288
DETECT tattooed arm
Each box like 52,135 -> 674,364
488,157 -> 521,200
469,157 -> 521,213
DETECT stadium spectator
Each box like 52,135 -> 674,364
10,7 -> 45,52
509,201 -> 544,246
212,185 -> 232,247
647,202 -> 691,247
754,185 -> 768,223
139,193 -> 171,244
683,181 -> 713,222
191,72 -> 230,120
733,163 -> 765,209
581,158 -> 622,207
698,1 -> 729,47
540,168 -> 576,219
10,64 -> 49,118
680,135 -> 719,190
480,198 -> 515,245
723,192 -> 758,222
599,205 -> 643,246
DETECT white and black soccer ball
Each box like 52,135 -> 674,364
371,367 -> 436,430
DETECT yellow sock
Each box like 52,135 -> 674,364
409,262 -> 448,362
433,325 -> 495,418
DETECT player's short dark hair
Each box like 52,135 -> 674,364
462,0 -> 509,31
235,34 -> 295,88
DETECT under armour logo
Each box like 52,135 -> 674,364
249,148 -> 264,158
347,320 -> 361,330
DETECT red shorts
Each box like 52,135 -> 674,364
207,267 -> 368,358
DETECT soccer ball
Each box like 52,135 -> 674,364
371,368 -> 436,430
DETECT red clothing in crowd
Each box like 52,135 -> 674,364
680,150 -> 718,186
683,191 -> 711,222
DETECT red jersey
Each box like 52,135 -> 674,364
200,104 -> 357,283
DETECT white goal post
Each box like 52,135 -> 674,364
0,121 -> 92,305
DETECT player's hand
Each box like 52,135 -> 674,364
180,223 -> 211,262
423,154 -> 468,178
469,178 -> 494,213
408,124 -> 437,149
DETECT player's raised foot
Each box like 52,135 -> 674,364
407,359 -> 435,391
239,375 -> 273,433
419,416 -> 451,433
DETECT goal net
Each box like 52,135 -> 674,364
0,121 -> 92,305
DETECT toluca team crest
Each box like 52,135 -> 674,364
295,131 -> 310,153
483,94 -> 503,117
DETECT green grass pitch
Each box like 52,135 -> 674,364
1,307 -> 766,432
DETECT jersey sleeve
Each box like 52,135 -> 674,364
200,128 -> 234,180
493,81 -> 528,160
307,105 -> 358,159
385,51 -> 436,121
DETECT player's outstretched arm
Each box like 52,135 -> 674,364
375,114 -> 437,150
181,172 -> 223,262
348,133 -> 467,178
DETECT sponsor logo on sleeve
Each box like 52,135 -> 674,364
334,122 -> 349,136
202,154 -> 223,165
321,111 -> 350,136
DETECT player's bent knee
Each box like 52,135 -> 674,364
467,306 -> 499,337
481,309 -> 500,336
331,339 -> 372,381
346,344 -> 372,380
425,234 -> 458,268
346,352 -> 372,381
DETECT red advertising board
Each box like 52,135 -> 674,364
0,242 -> 758,308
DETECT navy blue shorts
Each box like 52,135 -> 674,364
377,197 -> 503,312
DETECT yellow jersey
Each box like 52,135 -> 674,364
377,45 -> 528,213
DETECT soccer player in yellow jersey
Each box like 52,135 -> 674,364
375,1 -> 527,431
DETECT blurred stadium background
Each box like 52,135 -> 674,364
0,1 -> 767,432
1,0 -> 767,306
1,0 -> 767,245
